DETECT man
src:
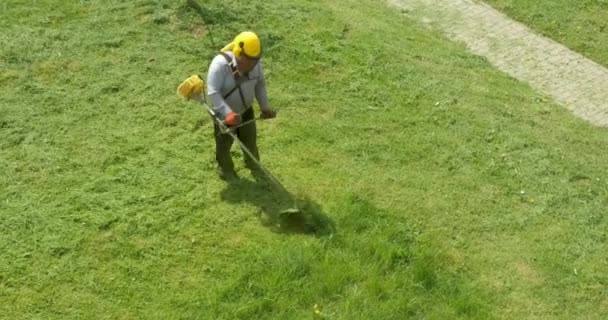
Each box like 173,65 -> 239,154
206,31 -> 276,181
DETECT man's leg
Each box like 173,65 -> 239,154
237,108 -> 260,171
213,121 -> 237,180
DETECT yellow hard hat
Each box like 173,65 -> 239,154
221,31 -> 261,59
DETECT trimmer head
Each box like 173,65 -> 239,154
279,207 -> 302,216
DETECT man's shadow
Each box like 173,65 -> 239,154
220,175 -> 336,236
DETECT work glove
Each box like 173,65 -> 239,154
224,111 -> 240,126
177,74 -> 204,99
260,109 -> 277,119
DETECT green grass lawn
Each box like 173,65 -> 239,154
1,0 -> 608,319
485,0 -> 608,67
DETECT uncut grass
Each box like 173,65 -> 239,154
1,0 -> 608,319
485,0 -> 608,67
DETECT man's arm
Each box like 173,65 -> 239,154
254,63 -> 271,113
207,58 -> 232,117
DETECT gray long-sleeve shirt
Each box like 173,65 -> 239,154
206,51 -> 270,116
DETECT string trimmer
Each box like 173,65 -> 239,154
177,75 -> 301,216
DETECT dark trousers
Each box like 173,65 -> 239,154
213,108 -> 259,173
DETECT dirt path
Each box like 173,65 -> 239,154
388,0 -> 608,126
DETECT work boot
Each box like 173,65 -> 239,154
217,167 -> 238,182
249,166 -> 266,182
